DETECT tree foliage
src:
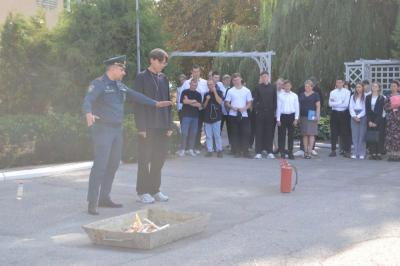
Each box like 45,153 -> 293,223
158,0 -> 260,72
217,0 -> 398,96
51,0 -> 164,113
0,0 -> 164,114
0,12 -> 56,114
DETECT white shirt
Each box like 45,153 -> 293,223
217,82 -> 228,115
349,95 -> 366,118
276,91 -> 299,121
225,86 -> 253,117
181,78 -> 208,100
371,95 -> 378,110
329,88 -> 351,111
176,85 -> 184,111
370,95 -> 387,118
217,81 -> 224,90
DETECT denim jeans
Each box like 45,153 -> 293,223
351,116 -> 367,157
180,117 -> 198,150
204,121 -> 222,152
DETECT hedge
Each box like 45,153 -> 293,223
0,113 -> 329,169
0,114 -> 179,169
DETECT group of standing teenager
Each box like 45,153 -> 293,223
176,68 -> 400,163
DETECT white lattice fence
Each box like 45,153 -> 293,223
370,64 -> 400,92
345,59 -> 400,94
347,66 -> 363,84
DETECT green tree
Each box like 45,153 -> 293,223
217,0 -> 398,96
158,0 -> 260,73
0,12 -> 55,114
0,0 -> 165,114
267,0 -> 398,93
52,0 -> 165,113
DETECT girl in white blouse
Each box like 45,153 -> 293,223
349,83 -> 367,159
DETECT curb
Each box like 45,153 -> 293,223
0,142 -> 332,182
1,162 -> 93,182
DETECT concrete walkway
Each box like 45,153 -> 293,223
1,147 -> 400,265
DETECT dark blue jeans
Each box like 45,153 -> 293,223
180,116 -> 198,150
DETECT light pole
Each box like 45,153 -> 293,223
136,0 -> 141,74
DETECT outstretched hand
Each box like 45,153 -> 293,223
156,101 -> 173,108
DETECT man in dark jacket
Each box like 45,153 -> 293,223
253,71 -> 277,159
83,55 -> 172,215
133,48 -> 173,204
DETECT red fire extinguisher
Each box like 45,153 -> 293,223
280,159 -> 298,193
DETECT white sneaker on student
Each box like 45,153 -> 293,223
177,150 -> 185,157
188,149 -> 197,157
153,192 -> 169,202
359,156 -> 365,160
254,154 -> 262,159
267,153 -> 275,159
138,194 -> 155,204
311,150 -> 318,156
194,149 -> 201,155
294,150 -> 304,157
351,155 -> 357,159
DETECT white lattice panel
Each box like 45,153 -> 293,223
345,59 -> 400,93
347,66 -> 363,84
370,64 -> 400,91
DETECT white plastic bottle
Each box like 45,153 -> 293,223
16,182 -> 24,200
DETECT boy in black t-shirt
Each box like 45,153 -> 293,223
203,79 -> 224,157
178,79 -> 202,157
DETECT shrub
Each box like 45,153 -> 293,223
293,115 -> 330,141
0,114 -> 180,168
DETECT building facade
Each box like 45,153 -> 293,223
0,0 -> 66,28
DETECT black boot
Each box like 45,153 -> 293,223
88,202 -> 99,215
98,199 -> 123,208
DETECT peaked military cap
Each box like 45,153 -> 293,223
103,55 -> 127,68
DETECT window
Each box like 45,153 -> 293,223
36,0 -> 58,10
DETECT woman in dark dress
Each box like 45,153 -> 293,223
366,82 -> 385,160
299,80 -> 321,159
384,80 -> 400,161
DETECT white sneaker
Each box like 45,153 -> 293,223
254,154 -> 262,159
188,149 -> 197,157
311,150 -> 318,156
138,194 -> 155,204
194,149 -> 201,155
351,155 -> 357,159
153,192 -> 169,202
293,150 -> 304,157
177,150 -> 185,157
267,153 -> 275,159
359,156 -> 365,160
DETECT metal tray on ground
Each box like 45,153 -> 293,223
82,208 -> 210,250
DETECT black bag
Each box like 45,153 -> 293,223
365,130 -> 379,143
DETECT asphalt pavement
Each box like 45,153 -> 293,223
1,147 -> 400,265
